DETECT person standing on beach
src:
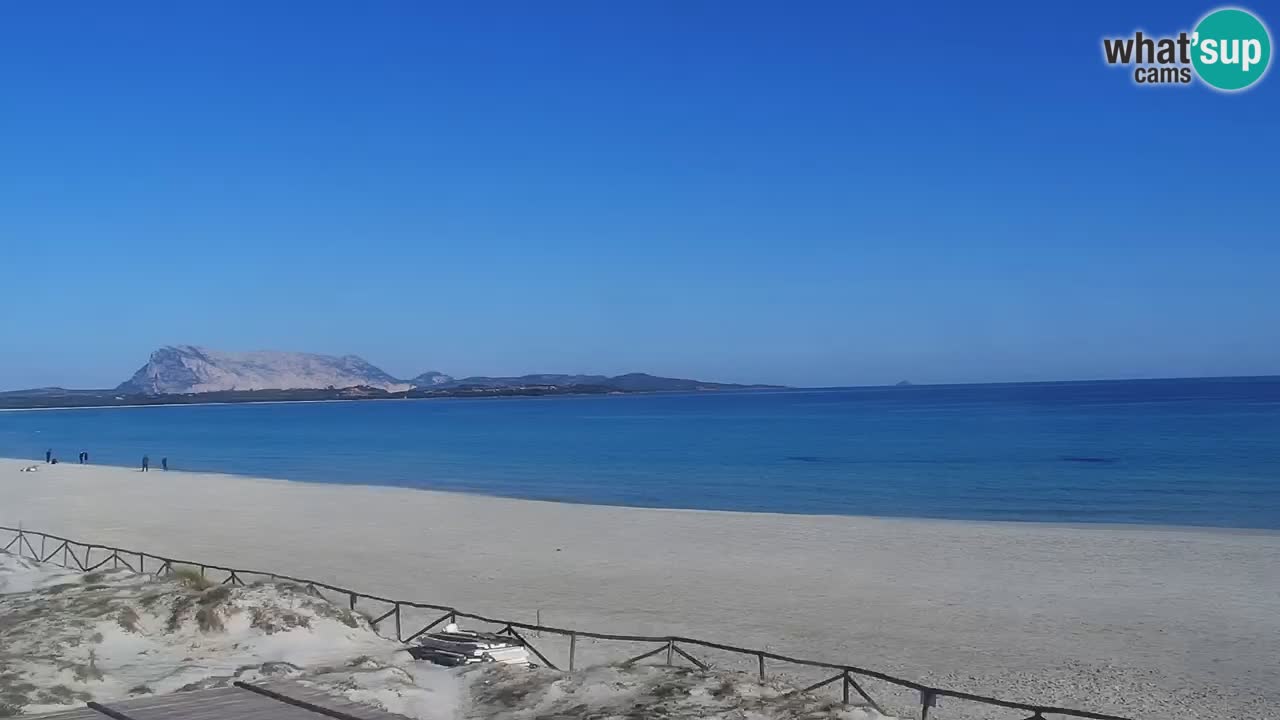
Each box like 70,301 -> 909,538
141,455 -> 149,472
45,449 -> 51,463
161,457 -> 168,471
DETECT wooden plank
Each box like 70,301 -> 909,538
235,681 -> 410,720
26,681 -> 411,720
111,694 -> 312,720
253,680 -> 411,719
100,687 -> 300,720
21,708 -> 102,720
87,701 -> 139,720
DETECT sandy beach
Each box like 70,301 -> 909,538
2,457 -> 1276,719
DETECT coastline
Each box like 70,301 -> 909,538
3,457 -> 1277,718
0,388 -> 743,413
3,454 -> 1276,536
0,397 -> 384,413
0,391 -> 616,413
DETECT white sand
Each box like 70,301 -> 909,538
0,549 -> 890,720
0,550 -> 459,719
3,458 -> 1277,719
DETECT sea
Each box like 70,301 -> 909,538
2,377 -> 1278,529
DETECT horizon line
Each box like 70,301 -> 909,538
6,372 -> 1279,396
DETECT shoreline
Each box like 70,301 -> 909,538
0,398 -> 384,413
0,386 -> 781,413
3,457 -> 1276,718
0,391 -> 617,414
4,456 -> 1276,535
0,389 -> 729,413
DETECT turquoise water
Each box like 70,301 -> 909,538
2,377 -> 1279,528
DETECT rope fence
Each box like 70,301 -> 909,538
0,525 -> 1133,720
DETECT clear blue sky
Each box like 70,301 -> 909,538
2,1 -> 1276,389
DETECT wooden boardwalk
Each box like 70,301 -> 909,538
29,680 -> 412,720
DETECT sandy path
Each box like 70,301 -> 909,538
2,458 -> 1276,719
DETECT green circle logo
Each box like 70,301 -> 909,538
1192,8 -> 1272,91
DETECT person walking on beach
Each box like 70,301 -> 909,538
161,457 -> 168,471
141,455 -> 149,472
45,449 -> 52,464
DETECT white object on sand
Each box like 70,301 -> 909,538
409,628 -> 531,667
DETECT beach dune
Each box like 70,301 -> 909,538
2,457 -> 1276,719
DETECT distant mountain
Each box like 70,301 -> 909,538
437,372 -> 772,392
408,371 -> 455,386
95,345 -> 776,398
439,374 -> 610,389
117,346 -> 413,395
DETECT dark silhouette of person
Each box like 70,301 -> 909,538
79,451 -> 85,464
142,455 -> 150,472
45,449 -> 51,463
161,457 -> 168,471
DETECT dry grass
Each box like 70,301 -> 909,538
69,662 -> 103,684
35,685 -> 90,705
166,584 -> 237,633
194,606 -> 224,633
170,566 -> 214,591
249,607 -> 311,634
0,674 -> 35,717
166,595 -> 196,633
117,607 -> 141,633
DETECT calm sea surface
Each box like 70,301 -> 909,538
2,378 -> 1279,528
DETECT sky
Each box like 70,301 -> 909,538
1,1 -> 1277,389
